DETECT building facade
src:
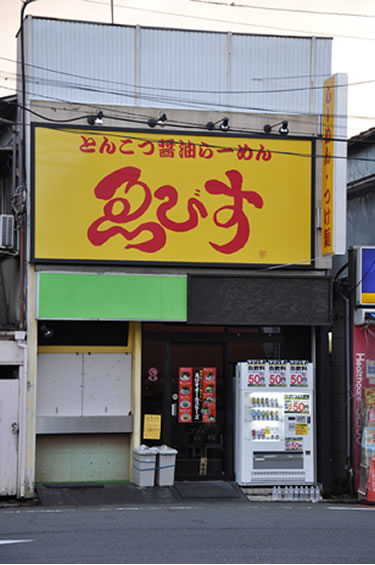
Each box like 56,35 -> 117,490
4,16 -> 349,497
332,128 -> 375,495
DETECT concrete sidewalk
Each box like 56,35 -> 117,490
0,481 -> 247,508
0,482 -> 360,508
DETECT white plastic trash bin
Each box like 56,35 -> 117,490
155,445 -> 178,486
132,445 -> 158,487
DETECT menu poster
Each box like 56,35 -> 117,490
178,367 -> 217,424
290,361 -> 309,387
143,414 -> 162,440
247,361 -> 266,387
202,368 -> 216,423
178,367 -> 193,423
284,394 -> 310,414
285,437 -> 303,452
268,361 -> 287,387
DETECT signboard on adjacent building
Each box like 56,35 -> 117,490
321,73 -> 348,256
352,326 -> 375,491
32,125 -> 314,267
356,247 -> 375,306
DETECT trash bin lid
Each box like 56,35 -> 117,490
132,444 -> 159,455
156,444 -> 178,455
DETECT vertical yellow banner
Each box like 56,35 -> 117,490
321,76 -> 335,256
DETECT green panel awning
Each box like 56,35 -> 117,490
37,272 -> 187,321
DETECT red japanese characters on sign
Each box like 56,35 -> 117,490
321,77 -> 335,255
178,367 -> 193,423
178,367 -> 216,424
202,368 -> 216,423
33,127 -> 313,266
79,135 -> 272,162
86,167 -> 264,255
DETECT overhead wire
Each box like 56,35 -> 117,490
0,70 -> 362,135
0,56 -> 374,137
1,80 -> 369,147
0,81 -> 354,143
82,0 -> 375,42
22,121 -> 375,164
189,0 -> 375,19
0,55 -> 335,89
0,55 -> 366,99
0,48 -> 373,143
0,54 -> 373,133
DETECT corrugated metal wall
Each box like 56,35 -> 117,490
24,17 -> 331,118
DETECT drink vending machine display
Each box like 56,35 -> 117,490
234,360 -> 315,486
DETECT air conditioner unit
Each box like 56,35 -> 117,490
354,308 -> 375,326
0,214 -> 14,249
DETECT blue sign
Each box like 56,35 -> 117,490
359,247 -> 375,305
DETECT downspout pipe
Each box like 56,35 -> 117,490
17,1 -> 37,330
334,262 -> 353,494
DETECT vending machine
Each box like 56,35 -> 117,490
234,360 -> 315,486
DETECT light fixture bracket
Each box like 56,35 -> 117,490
263,119 -> 289,135
206,117 -> 230,132
87,111 -> 104,126
148,113 -> 167,128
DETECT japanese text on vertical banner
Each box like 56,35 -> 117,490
178,367 -> 216,423
321,76 -> 335,256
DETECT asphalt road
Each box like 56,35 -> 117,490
0,501 -> 374,564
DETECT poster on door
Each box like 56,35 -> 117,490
178,367 -> 193,423
178,367 -> 216,423
202,368 -> 216,423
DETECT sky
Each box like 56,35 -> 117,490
1,0 -> 375,137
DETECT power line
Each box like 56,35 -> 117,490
8,65 -> 375,96
82,0 -> 375,41
3,92 -> 374,160
0,81 -> 351,139
0,55 -> 333,85
3,67 -> 358,133
0,80 -> 358,141
189,0 -> 375,19
27,123 -> 375,163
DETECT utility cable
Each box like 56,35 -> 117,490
82,0 -> 375,41
189,0 -> 375,19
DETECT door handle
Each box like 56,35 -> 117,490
171,403 -> 177,417
11,422 -> 19,435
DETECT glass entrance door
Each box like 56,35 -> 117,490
170,342 -> 225,480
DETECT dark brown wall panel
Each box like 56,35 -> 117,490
188,276 -> 331,326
